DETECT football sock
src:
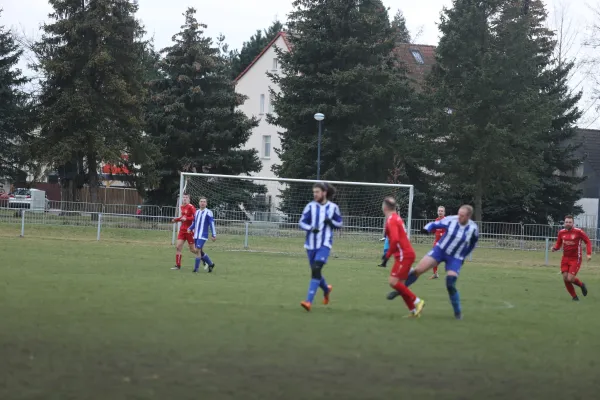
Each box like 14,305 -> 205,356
175,254 -> 182,267
306,279 -> 321,303
433,266 -> 438,275
319,277 -> 330,293
564,281 -> 577,298
573,278 -> 583,288
201,253 -> 213,266
446,275 -> 461,315
194,257 -> 201,272
405,271 -> 419,287
393,281 -> 416,310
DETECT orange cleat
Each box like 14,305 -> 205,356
300,301 -> 312,311
323,285 -> 333,305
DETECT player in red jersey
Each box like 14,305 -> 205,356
430,206 -> 446,279
171,194 -> 197,270
380,197 -> 425,317
552,215 -> 591,301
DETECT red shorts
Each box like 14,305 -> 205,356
390,255 -> 416,280
177,230 -> 194,245
560,257 -> 581,275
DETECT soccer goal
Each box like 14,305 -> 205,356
174,173 -> 414,259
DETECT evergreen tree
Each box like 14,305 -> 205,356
34,0 -> 146,203
0,13 -> 33,182
269,0 -> 422,217
391,9 -> 411,43
230,20 -> 284,79
145,8 -> 261,206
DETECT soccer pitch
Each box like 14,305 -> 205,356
1,227 -> 600,400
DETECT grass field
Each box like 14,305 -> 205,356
2,226 -> 600,400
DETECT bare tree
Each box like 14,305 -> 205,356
581,2 -> 600,127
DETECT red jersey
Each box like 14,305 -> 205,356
434,216 -> 446,245
385,213 -> 415,259
176,204 -> 196,231
553,228 -> 592,259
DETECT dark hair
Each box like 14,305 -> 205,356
183,193 -> 190,197
565,215 -> 574,221
313,182 -> 336,201
383,196 -> 397,211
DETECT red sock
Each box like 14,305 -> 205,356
394,282 -> 416,310
433,266 -> 438,274
176,254 -> 182,267
573,278 -> 583,288
564,281 -> 577,298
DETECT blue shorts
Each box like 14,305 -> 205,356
307,247 -> 331,266
195,239 -> 207,249
427,246 -> 464,275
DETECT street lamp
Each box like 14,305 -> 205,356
314,113 -> 325,180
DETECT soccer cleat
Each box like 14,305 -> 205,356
429,273 -> 439,280
414,299 -> 426,316
573,296 -> 580,301
192,269 -> 198,273
386,291 -> 400,300
323,285 -> 333,305
581,283 -> 588,297
455,313 -> 463,320
208,263 -> 215,273
171,266 -> 181,270
300,301 -> 312,312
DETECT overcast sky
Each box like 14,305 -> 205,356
3,0 -> 598,127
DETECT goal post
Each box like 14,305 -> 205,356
174,173 -> 414,259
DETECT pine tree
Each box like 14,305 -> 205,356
269,0 -> 421,216
391,10 -> 411,43
34,0 -> 146,203
145,8 -> 261,206
230,20 -> 284,79
0,13 -> 33,182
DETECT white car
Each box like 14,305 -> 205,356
8,188 -> 49,209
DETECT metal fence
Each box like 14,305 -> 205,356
1,202 -> 598,263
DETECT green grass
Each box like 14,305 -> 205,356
1,227 -> 600,400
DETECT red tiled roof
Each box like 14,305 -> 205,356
393,43 -> 436,86
234,32 -> 292,83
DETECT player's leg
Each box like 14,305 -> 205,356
568,260 -> 587,297
301,250 -> 319,311
173,238 -> 185,270
404,249 -> 441,287
561,258 -> 578,300
187,239 -> 202,265
387,257 -> 424,316
200,248 -> 216,272
193,240 -> 207,272
445,268 -> 462,319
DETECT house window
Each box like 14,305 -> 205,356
259,94 -> 265,114
411,49 -> 425,64
272,58 -> 278,70
262,135 -> 271,158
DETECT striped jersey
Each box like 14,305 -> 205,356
425,216 -> 479,260
299,201 -> 343,250
189,208 -> 216,240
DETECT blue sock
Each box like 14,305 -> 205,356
405,271 -> 419,287
319,277 -> 329,293
194,257 -> 201,272
446,275 -> 461,315
306,279 -> 321,303
201,253 -> 213,266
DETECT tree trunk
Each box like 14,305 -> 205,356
88,154 -> 99,204
474,176 -> 483,222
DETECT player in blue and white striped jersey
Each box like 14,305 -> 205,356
403,205 -> 479,319
299,182 -> 343,312
187,197 -> 217,273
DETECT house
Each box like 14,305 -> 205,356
573,128 -> 600,229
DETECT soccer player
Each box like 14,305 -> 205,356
380,197 -> 425,317
299,182 -> 343,312
171,194 -> 197,270
552,215 -> 591,301
188,197 -> 217,273
399,205 -> 479,320
429,205 -> 447,279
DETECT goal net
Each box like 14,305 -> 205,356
175,173 -> 413,259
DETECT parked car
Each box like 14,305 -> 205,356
8,188 -> 50,209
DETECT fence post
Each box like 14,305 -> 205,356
545,237 -> 549,266
244,222 -> 250,249
97,213 -> 102,241
20,209 -> 25,237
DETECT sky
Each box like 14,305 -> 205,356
2,0 -> 598,127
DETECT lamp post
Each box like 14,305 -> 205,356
314,113 -> 325,180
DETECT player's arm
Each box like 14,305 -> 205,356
208,211 -> 217,239
581,230 -> 592,258
299,204 -> 313,232
465,227 -> 479,255
188,211 -> 198,233
423,217 -> 449,233
552,232 -> 563,252
325,205 -> 343,229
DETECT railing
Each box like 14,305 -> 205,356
1,203 -> 598,263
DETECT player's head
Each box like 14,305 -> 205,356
437,206 -> 445,218
382,197 -> 397,216
199,197 -> 207,209
182,194 -> 190,205
313,182 -> 336,204
458,205 -> 473,225
564,215 -> 574,230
